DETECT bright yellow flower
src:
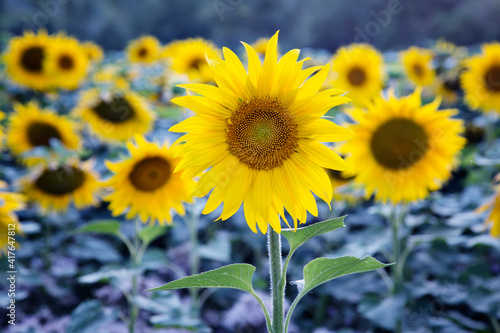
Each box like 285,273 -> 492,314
2,30 -> 54,91
476,181 -> 500,237
82,41 -> 104,63
461,43 -> 500,113
170,32 -> 353,234
163,37 -> 221,83
72,88 -> 155,142
329,43 -> 385,106
44,33 -> 90,90
0,181 -> 26,256
341,89 -> 465,204
6,102 -> 80,166
20,161 -> 101,213
104,135 -> 195,225
432,75 -> 460,106
127,35 -> 161,64
401,47 -> 436,87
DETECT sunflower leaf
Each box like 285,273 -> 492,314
76,220 -> 122,237
147,264 -> 256,293
138,225 -> 168,247
282,216 -> 346,254
300,256 -> 391,296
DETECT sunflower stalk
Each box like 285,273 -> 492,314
268,227 -> 284,333
128,217 -> 143,333
389,204 -> 406,333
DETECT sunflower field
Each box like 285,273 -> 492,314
1,1 -> 500,333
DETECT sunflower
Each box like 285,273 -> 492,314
432,75 -> 461,106
461,43 -> 500,113
329,43 -> 385,106
476,179 -> 500,237
0,181 -> 26,256
163,37 -> 221,83
2,30 -> 54,91
170,31 -> 353,234
251,37 -> 280,59
20,160 -> 100,212
401,47 -> 436,87
72,88 -> 155,142
82,41 -> 104,63
104,135 -> 195,225
127,35 -> 161,64
43,35 -> 89,90
7,102 -> 80,165
341,89 -> 465,204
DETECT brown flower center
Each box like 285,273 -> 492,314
412,63 -> 424,77
227,98 -> 298,170
20,46 -> 44,73
129,157 -> 171,192
347,67 -> 366,86
138,47 -> 148,58
93,97 -> 135,123
484,65 -> 500,92
189,58 -> 204,71
370,118 -> 429,170
27,122 -> 63,147
35,167 -> 85,195
58,54 -> 74,70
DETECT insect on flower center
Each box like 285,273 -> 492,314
58,54 -> 74,70
129,157 -> 171,192
484,65 -> 500,92
227,98 -> 298,170
370,118 -> 429,170
20,46 -> 44,73
27,121 -> 63,147
347,66 -> 366,86
35,167 -> 85,195
93,97 -> 135,123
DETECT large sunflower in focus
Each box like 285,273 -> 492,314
2,30 -> 53,91
20,161 -> 100,212
7,102 -> 80,165
163,38 -> 221,83
401,47 -> 436,87
72,88 -> 155,142
170,32 -> 353,234
342,89 -> 465,203
329,43 -> 385,106
104,135 -> 195,225
44,34 -> 89,90
0,181 -> 26,256
461,43 -> 500,113
127,35 -> 161,64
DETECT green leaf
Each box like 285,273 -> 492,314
138,225 -> 168,247
147,264 -> 256,293
282,216 -> 346,254
301,256 -> 391,295
76,220 -> 122,237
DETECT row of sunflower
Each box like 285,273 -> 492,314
0,28 -> 498,332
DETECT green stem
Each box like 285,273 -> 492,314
490,315 -> 500,333
250,291 -> 274,332
128,217 -> 142,333
389,204 -> 405,333
284,292 -> 304,333
268,227 -> 284,333
188,209 -> 200,310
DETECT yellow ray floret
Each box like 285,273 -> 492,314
329,43 -> 385,106
170,31 -> 353,234
461,43 -> 500,113
0,181 -> 26,256
341,88 -> 465,204
104,135 -> 195,225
